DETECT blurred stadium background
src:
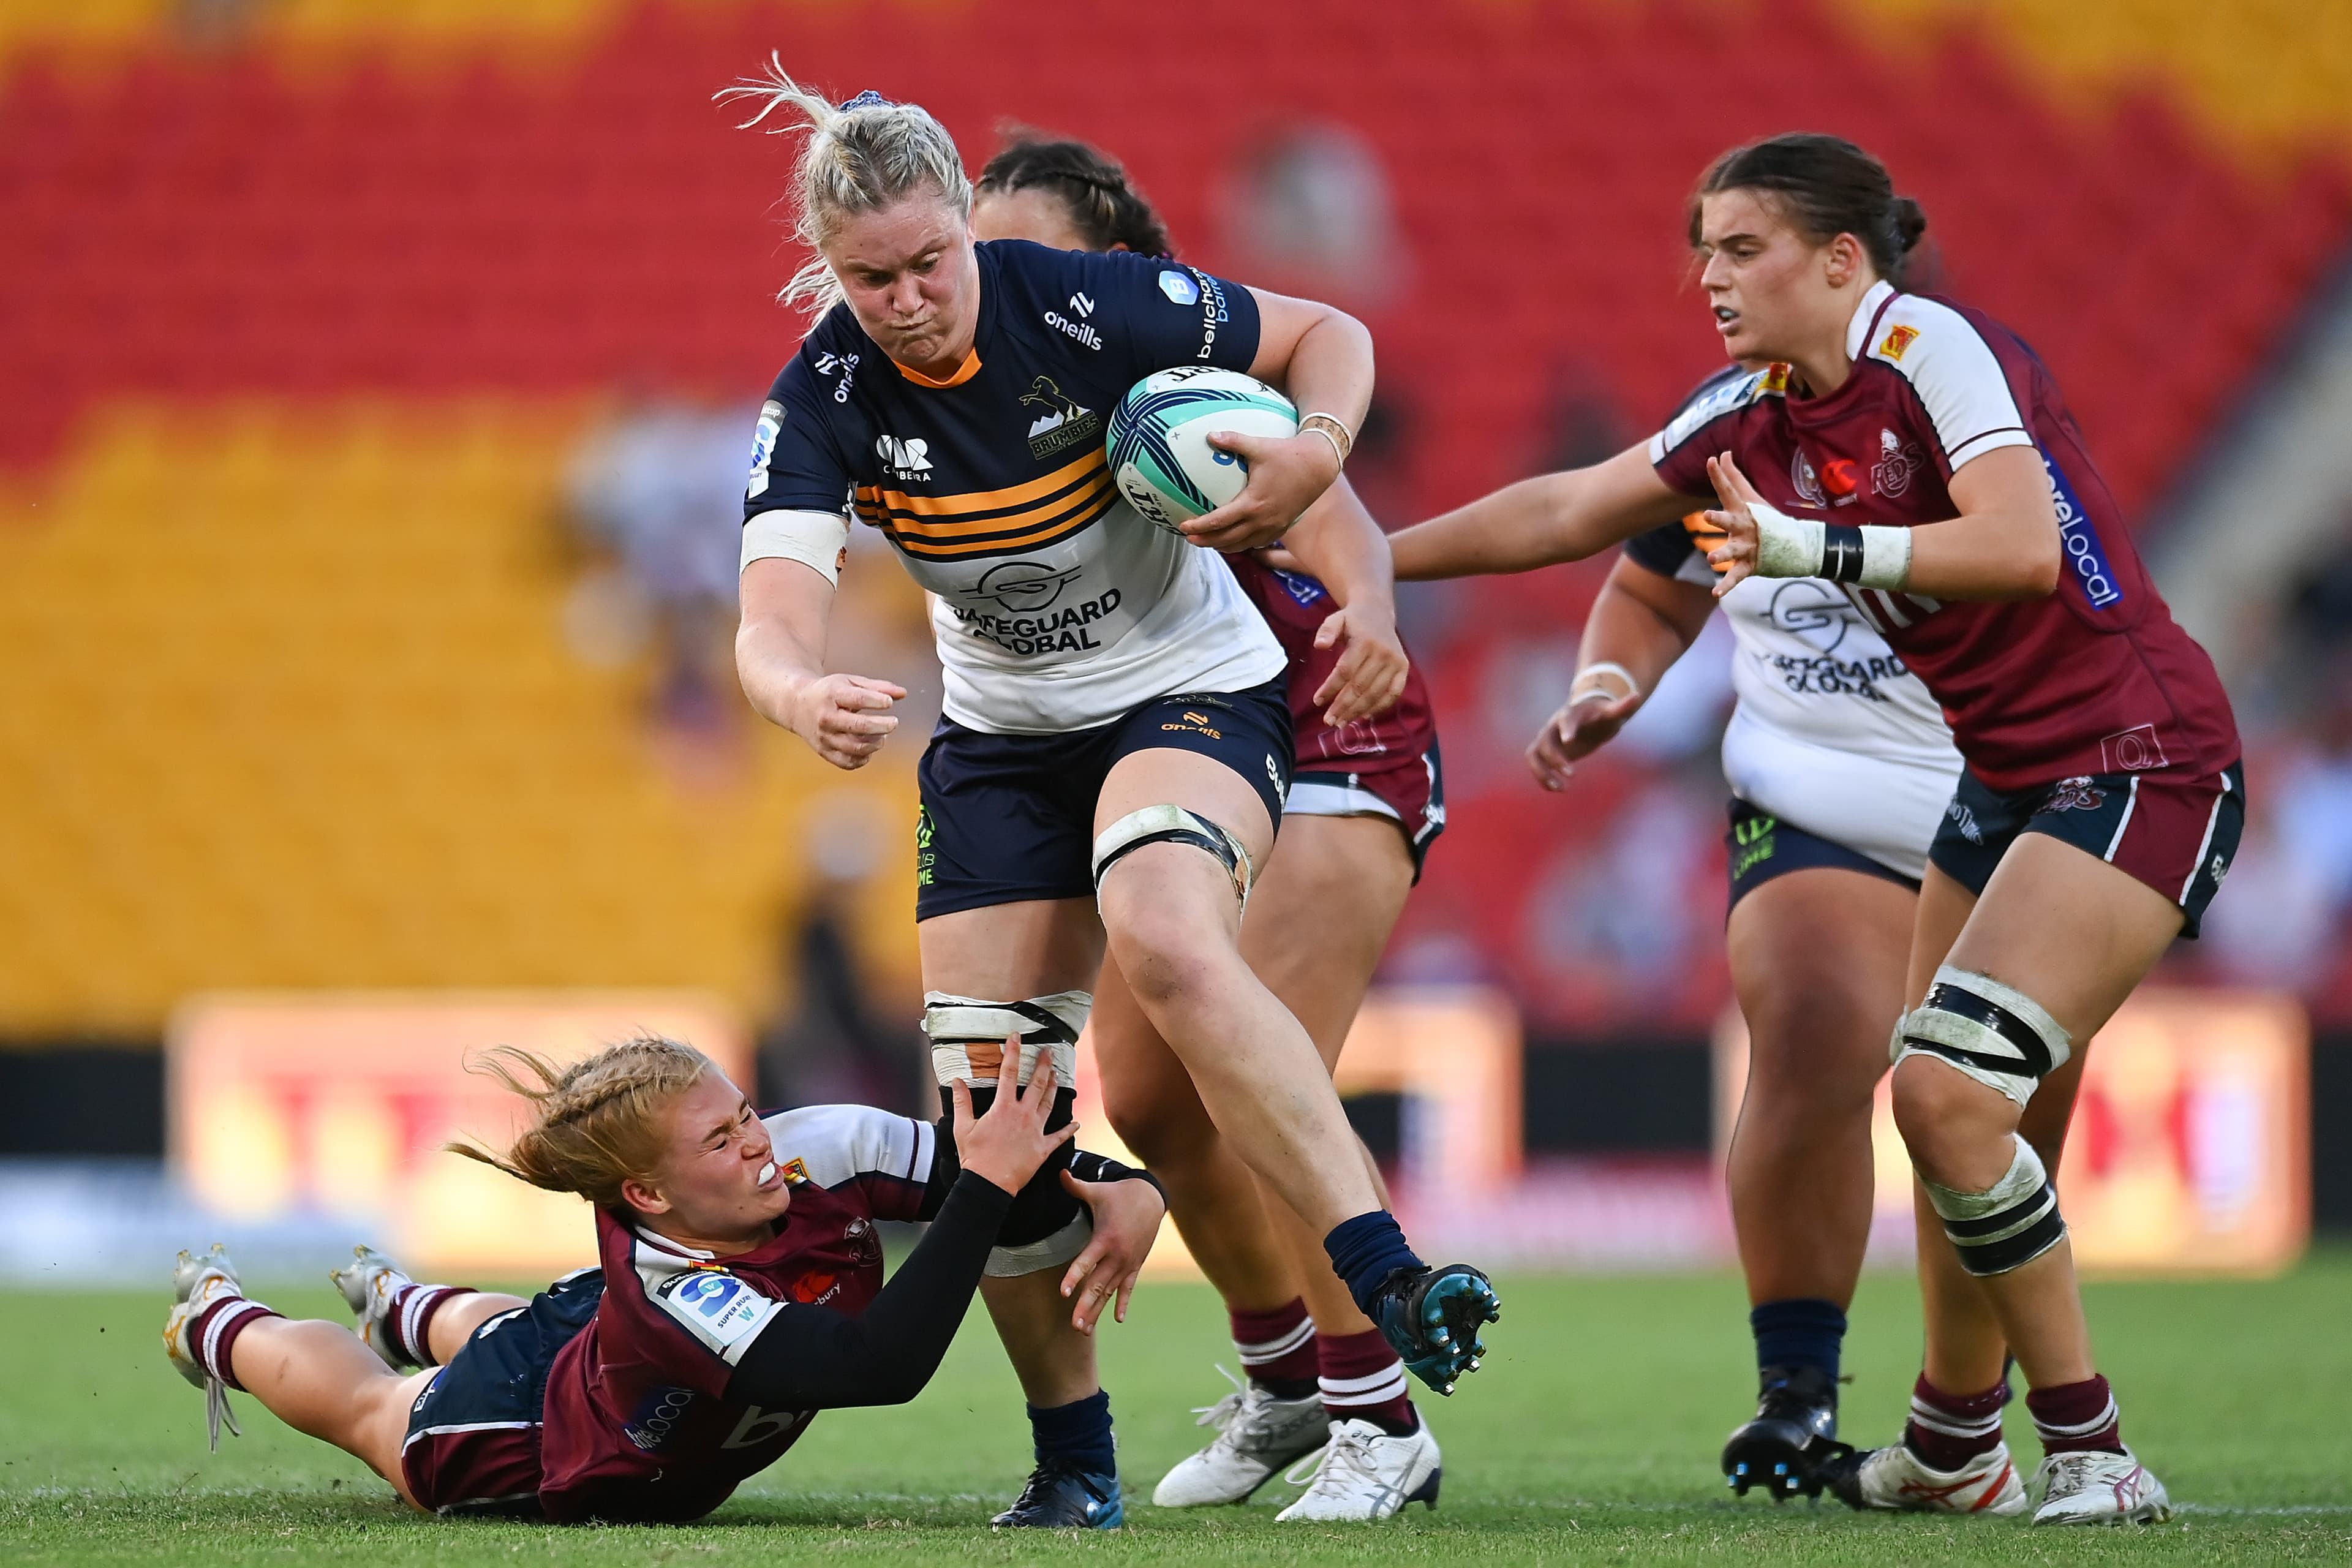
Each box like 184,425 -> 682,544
2,0 -> 2348,1285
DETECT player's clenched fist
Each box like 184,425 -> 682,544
789,673 -> 908,770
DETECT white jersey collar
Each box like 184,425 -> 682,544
1845,280 -> 1898,361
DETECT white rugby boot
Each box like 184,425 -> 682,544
1823,1439 -> 2027,1516
2031,1449 -> 2171,1525
1151,1366 -> 1329,1507
162,1243 -> 247,1451
1275,1417 -> 1442,1521
330,1244 -> 420,1369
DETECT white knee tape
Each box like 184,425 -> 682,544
922,991 -> 1088,1090
1923,1135 -> 2067,1276
1890,965 -> 2071,1109
985,1212 -> 1092,1278
1090,803 -> 1256,911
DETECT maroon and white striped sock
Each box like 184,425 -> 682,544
1317,1325 -> 1417,1437
386,1283 -> 472,1368
1231,1298 -> 1319,1398
2026,1374 -> 2124,1457
1904,1374 -> 2008,1472
187,1292 -> 281,1392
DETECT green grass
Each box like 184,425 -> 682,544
4,1256 -> 2349,1564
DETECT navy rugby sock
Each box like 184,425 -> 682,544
1750,1297 -> 1846,1382
1323,1211 -> 1425,1319
1029,1390 -> 1116,1477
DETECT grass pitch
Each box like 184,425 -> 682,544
3,1256 -> 2348,1564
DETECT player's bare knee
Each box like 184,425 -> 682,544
1101,1081 -> 1208,1168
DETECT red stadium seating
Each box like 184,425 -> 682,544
1,0 -> 2346,1030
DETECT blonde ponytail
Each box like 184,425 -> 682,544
445,1035 -> 714,1208
717,55 -> 973,315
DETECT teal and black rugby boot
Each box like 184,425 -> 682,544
1366,1264 -> 1501,1395
1723,1364 -> 1850,1499
990,1458 -> 1123,1529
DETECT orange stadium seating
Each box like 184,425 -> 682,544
0,0 -> 2345,1033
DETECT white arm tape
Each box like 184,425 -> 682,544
742,508 -> 851,586
1749,499 -> 1825,578
1856,526 -> 1913,591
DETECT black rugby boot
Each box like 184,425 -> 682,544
1722,1363 -> 1850,1500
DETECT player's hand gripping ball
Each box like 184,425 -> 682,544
1106,367 -> 1298,535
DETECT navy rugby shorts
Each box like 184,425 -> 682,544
914,677 -> 1293,921
1928,761 -> 2244,940
1725,797 -> 1918,913
399,1268 -> 603,1517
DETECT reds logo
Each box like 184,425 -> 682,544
2041,776 -> 2106,813
1871,428 -> 1926,498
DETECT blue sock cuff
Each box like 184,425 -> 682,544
1028,1390 -> 1115,1475
1749,1297 -> 1847,1381
1324,1210 -> 1425,1317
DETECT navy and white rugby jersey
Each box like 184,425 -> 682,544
746,239 -> 1285,734
1623,370 -> 1961,880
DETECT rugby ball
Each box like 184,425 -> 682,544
1106,367 -> 1298,533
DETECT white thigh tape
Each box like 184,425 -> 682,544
1090,802 -> 1255,910
985,1212 -> 1092,1278
922,991 -> 1089,1090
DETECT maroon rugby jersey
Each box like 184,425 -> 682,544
535,1106 -> 934,1523
1648,281 -> 2237,791
1222,548 -> 1438,771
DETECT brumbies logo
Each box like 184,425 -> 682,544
1020,375 -> 1100,459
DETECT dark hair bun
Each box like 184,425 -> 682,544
1890,195 -> 1928,255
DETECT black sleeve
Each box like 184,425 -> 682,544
722,1170 -> 1012,1411
1622,520 -> 1700,579
1068,1148 -> 1167,1204
912,1117 -> 1161,1221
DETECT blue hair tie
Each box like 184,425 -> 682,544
837,89 -> 891,111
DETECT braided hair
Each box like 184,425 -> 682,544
976,133 -> 1172,258
446,1035 -> 715,1208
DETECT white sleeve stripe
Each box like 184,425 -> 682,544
1869,297 -> 2028,470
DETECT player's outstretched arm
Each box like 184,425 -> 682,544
1527,554 -> 1714,791
1700,447 -> 2060,601
737,554 -> 907,771
1275,476 -> 1410,727
1389,443 -> 1694,582
722,1058 -> 1073,1411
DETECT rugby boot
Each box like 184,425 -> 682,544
990,1457 -> 1123,1529
1819,1438 -> 2027,1516
162,1243 -> 246,1451
330,1244 -> 420,1370
1275,1417 -> 1442,1521
2030,1449 -> 2171,1526
1152,1365 -> 1329,1507
1722,1363 -> 1850,1500
1363,1264 -> 1499,1395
